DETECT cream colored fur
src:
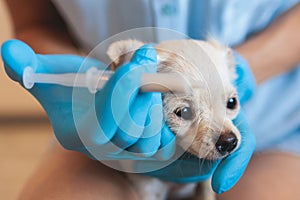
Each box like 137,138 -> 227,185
107,39 -> 240,200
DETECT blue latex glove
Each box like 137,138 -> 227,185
1,39 -> 175,161
141,51 -> 257,193
141,110 -> 255,193
1,40 -> 256,193
233,51 -> 256,103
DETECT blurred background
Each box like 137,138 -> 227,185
0,1 -> 52,199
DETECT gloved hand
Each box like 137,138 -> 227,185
1,39 -> 176,161
1,40 -> 256,194
141,50 -> 257,193
233,51 -> 256,104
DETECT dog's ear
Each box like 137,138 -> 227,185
107,40 -> 144,70
225,48 -> 237,80
208,39 -> 237,80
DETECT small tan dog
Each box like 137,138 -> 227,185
107,39 -> 241,200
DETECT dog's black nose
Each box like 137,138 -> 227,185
215,132 -> 238,155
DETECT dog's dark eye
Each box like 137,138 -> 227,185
227,97 -> 238,110
174,107 -> 194,120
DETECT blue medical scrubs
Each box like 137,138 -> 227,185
52,0 -> 300,154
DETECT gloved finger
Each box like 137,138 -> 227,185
119,45 -> 161,155
125,132 -> 161,157
126,92 -> 163,157
108,45 -> 158,151
153,124 -> 176,160
79,144 -> 158,160
109,92 -> 153,151
92,45 -> 158,145
87,95 -> 164,159
212,110 -> 256,194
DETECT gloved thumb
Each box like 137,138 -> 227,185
1,39 -> 38,83
211,110 -> 256,194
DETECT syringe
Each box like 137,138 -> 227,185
23,67 -> 202,93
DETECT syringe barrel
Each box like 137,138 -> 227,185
23,67 -> 201,93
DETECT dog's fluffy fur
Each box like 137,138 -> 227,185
107,39 -> 241,200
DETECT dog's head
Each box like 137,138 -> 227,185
107,39 -> 240,160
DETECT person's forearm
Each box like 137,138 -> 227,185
16,24 -> 80,55
235,3 -> 300,84
6,0 -> 79,55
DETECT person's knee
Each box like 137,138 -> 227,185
18,145 -> 139,200
218,152 -> 300,200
